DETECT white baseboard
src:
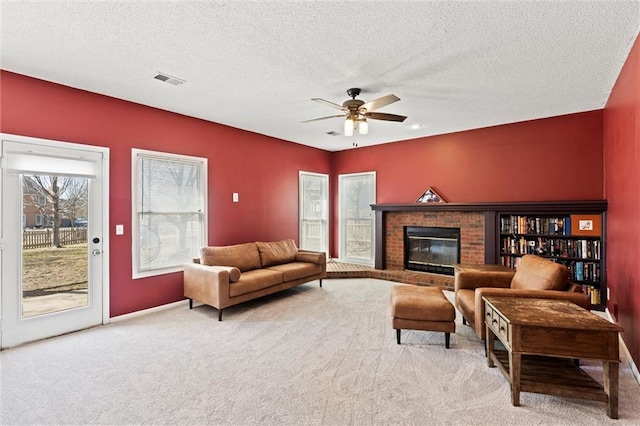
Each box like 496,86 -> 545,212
109,299 -> 189,323
606,307 -> 640,385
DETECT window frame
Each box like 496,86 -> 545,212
298,171 -> 329,255
338,171 -> 376,265
131,148 -> 208,279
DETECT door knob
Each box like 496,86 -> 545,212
92,249 -> 101,256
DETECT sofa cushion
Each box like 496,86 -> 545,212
455,288 -> 476,322
229,269 -> 283,297
200,243 -> 261,272
256,239 -> 298,267
266,262 -> 323,282
511,254 -> 568,291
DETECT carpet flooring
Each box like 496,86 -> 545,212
1,278 -> 639,425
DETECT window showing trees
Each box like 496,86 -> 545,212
132,149 -> 207,278
338,172 -> 376,264
299,172 -> 328,254
23,175 -> 88,247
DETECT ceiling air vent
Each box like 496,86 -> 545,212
154,72 -> 186,86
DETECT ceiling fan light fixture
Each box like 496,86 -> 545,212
344,117 -> 354,137
358,118 -> 368,135
306,88 -> 406,138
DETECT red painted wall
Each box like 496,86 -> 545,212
604,32 -> 640,369
0,71 -> 331,316
330,111 -> 604,256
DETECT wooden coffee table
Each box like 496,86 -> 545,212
484,296 -> 624,419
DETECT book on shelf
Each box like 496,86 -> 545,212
563,216 -> 571,235
575,261 -> 584,281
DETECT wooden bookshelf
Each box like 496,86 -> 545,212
498,211 -> 606,310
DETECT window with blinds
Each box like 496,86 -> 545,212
132,149 -> 207,278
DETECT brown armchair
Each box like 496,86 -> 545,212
454,254 -> 591,339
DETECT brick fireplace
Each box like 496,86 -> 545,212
381,210 -> 485,288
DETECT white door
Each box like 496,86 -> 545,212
1,135 -> 109,348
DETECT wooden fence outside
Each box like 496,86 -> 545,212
23,228 -> 88,249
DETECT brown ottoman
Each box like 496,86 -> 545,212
390,284 -> 456,348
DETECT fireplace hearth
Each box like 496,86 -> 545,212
404,226 -> 461,276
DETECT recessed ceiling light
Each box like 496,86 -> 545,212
411,124 -> 422,130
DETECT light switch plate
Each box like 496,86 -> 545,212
115,224 -> 124,235
233,192 -> 239,203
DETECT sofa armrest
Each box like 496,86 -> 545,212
454,270 -> 514,292
296,250 -> 327,278
473,287 -> 592,338
296,250 -> 326,265
183,263 -> 235,309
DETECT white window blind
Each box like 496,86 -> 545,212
299,171 -> 329,254
3,141 -> 99,178
132,149 -> 207,279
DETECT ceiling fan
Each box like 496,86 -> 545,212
302,88 -> 407,136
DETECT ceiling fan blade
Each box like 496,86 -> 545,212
311,98 -> 346,111
365,112 -> 407,122
360,94 -> 400,112
301,114 -> 345,123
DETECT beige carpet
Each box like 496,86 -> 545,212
1,278 -> 639,425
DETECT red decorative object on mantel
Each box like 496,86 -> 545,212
416,186 -> 446,203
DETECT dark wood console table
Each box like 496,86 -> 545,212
484,296 -> 623,419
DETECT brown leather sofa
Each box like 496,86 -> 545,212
454,254 -> 591,339
184,239 -> 326,320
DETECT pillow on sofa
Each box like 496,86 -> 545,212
510,254 -> 568,291
200,243 -> 262,272
228,267 -> 241,283
256,239 -> 298,267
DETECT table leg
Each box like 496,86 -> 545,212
486,324 -> 495,367
603,361 -> 619,419
509,351 -> 521,406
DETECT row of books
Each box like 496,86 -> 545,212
557,260 -> 601,282
499,256 -> 523,269
500,215 -> 571,235
500,237 -> 601,259
499,257 -> 601,282
581,285 -> 601,305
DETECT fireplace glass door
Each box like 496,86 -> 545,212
404,226 -> 460,275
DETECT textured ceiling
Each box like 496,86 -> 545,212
2,1 -> 639,151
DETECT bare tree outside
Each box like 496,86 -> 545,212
23,175 -> 88,248
340,173 -> 375,262
21,174 -> 90,318
136,154 -> 204,271
346,180 -> 367,219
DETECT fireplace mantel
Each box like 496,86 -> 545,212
371,200 -> 608,270
371,200 -> 607,213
